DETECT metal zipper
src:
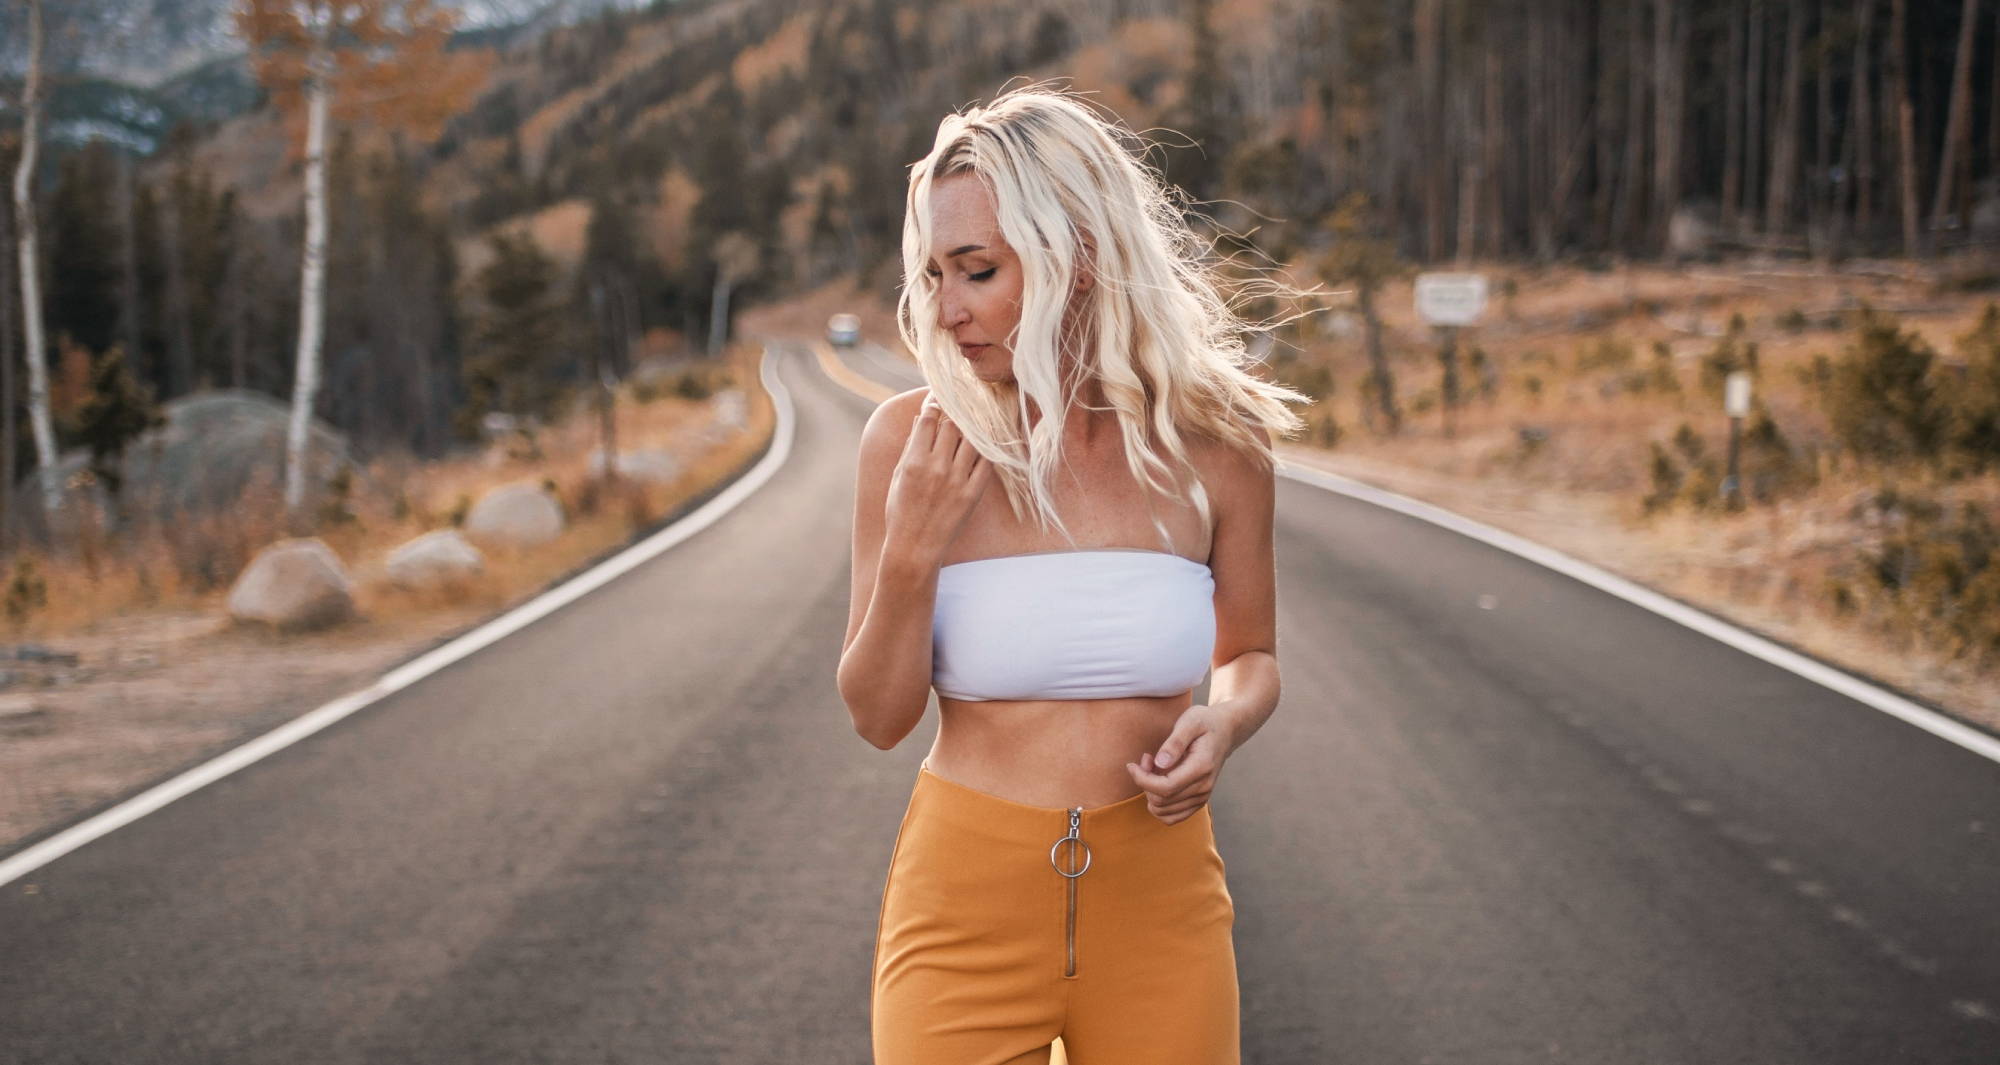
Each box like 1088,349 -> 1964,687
1054,805 -> 1088,977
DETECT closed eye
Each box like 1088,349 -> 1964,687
968,267 -> 995,282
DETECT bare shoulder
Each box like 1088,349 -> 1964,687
857,385 -> 931,469
1189,422 -> 1275,498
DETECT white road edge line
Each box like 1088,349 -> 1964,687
809,342 -> 2000,767
1275,459 -> 2000,767
0,345 -> 799,889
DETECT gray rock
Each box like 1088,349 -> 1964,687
13,389 -> 358,543
227,537 -> 355,632
463,481 -> 566,548
385,529 -> 486,589
710,388 -> 748,431
586,447 -> 683,483
0,694 -> 52,737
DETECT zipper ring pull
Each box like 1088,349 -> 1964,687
1050,807 -> 1091,877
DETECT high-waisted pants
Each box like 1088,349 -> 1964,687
871,759 -> 1239,1065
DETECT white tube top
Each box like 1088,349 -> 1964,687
931,548 -> 1216,702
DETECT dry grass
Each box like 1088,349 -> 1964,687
1274,259 -> 2000,734
3,343 -> 777,851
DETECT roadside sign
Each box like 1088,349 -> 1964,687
1725,370 -> 1752,417
1414,272 -> 1488,326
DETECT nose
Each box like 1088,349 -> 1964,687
937,287 -> 970,332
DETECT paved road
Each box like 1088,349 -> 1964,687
829,340 -> 2000,1062
2,340 -> 1996,1063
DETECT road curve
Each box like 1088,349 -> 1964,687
0,340 -> 1994,1063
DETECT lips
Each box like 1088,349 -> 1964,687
958,343 -> 987,357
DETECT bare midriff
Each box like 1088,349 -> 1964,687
926,691 -> 1197,809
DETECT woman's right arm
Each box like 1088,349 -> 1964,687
837,389 -> 989,749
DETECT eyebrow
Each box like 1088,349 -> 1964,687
946,244 -> 987,258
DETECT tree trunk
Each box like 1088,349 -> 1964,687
1723,5 -> 1744,229
1851,0 -> 1874,242
1813,0 -> 1834,254
1990,2 -> 2000,193
1765,0 -> 1804,234
1415,0 -> 1445,262
1746,0 -> 1765,229
1,151 -> 16,550
1928,0 -> 1981,231
161,175 -> 196,397
1653,0 -> 1686,253
1358,282 -> 1399,436
1889,0 -> 1921,256
1482,36 -> 1503,258
285,37 -> 333,516
117,154 -> 143,368
1615,1 -> 1648,249
707,276 -> 733,358
13,0 -> 58,519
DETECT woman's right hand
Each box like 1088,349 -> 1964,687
884,395 -> 992,565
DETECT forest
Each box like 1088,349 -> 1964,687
3,0 -> 1998,531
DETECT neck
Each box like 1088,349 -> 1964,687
1023,376 -> 1110,447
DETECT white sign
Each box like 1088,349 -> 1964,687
1725,370 -> 1752,417
1414,272 -> 1488,326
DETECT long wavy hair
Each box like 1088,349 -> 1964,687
897,84 -> 1314,554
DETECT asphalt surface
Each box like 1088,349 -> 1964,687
2,339 -> 1996,1063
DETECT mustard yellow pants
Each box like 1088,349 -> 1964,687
871,760 -> 1239,1064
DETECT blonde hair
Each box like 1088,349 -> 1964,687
897,84 -> 1314,554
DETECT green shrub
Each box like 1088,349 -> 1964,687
1575,335 -> 1634,373
1945,303 -> 2000,471
1642,441 -> 1681,514
5,556 -> 47,624
1822,309 -> 1947,464
1699,316 -> 1759,401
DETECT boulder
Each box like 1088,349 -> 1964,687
1666,205 -> 1719,260
463,480 -> 565,547
710,388 -> 748,431
0,694 -> 53,737
12,388 -> 358,543
385,529 -> 485,589
227,537 -> 355,632
586,447 -> 683,483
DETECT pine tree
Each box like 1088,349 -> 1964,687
75,345 -> 166,521
462,230 -> 571,437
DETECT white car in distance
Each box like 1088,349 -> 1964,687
827,313 -> 861,347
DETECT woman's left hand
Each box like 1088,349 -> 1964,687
1126,704 -> 1234,825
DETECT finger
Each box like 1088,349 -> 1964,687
1149,789 -> 1211,816
907,402 -> 939,452
1125,759 -> 1175,800
1156,735 -> 1219,794
1128,758 -> 1201,805
951,432 -> 980,475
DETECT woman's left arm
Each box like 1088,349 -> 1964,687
1128,429 -> 1279,821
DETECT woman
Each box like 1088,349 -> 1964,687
838,86 -> 1310,1065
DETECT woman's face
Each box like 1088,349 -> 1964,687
924,172 -> 1024,382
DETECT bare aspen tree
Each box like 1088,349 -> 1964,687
12,0 -> 59,517
1,133 -> 16,549
234,0 -> 489,517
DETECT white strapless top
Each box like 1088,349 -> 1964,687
931,548 -> 1216,702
